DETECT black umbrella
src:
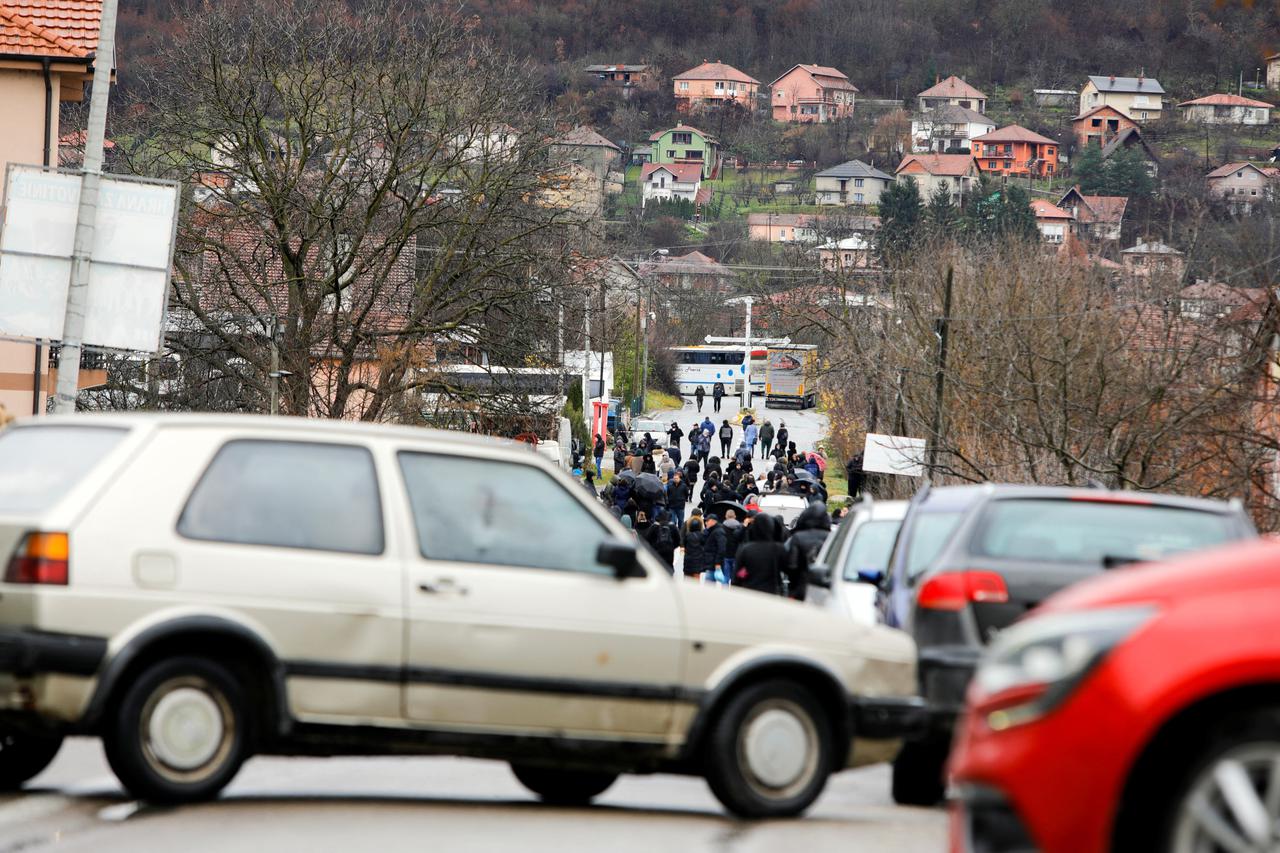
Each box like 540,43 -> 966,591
614,469 -> 637,485
633,473 -> 666,503
792,469 -> 819,484
713,499 -> 748,518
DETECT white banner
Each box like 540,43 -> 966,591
0,165 -> 179,353
863,433 -> 928,477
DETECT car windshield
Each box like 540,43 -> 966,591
842,520 -> 902,580
0,426 -> 127,513
971,498 -> 1239,565
906,511 -> 964,579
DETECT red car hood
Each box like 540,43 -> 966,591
1037,538 -> 1276,614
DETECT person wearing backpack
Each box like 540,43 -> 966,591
645,508 -> 679,569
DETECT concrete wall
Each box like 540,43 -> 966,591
0,68 -> 59,417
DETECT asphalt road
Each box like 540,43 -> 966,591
2,738 -> 946,852
653,396 -> 830,459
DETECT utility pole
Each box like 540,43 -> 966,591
741,295 -> 754,408
53,0 -> 118,414
926,266 -> 954,480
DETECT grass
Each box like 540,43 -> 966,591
644,388 -> 683,412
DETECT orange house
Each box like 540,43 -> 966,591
673,60 -> 760,112
973,125 -> 1059,178
768,64 -> 857,123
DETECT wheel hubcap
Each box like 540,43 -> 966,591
1172,744 -> 1280,853
146,685 -> 225,772
744,708 -> 809,788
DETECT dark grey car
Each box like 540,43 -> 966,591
879,483 -> 1257,806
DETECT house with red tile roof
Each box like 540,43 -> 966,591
639,162 -> 704,208
1179,93 -> 1273,126
0,0 -> 106,415
973,125 -> 1060,178
1058,186 -> 1128,242
895,153 -> 978,203
673,60 -> 760,113
917,75 -> 987,114
768,64 -> 857,123
1030,199 -> 1074,244
1206,161 -> 1280,214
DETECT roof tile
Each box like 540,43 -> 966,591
0,0 -> 101,59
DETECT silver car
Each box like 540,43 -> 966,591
806,498 -> 908,626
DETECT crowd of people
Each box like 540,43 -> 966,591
577,410 -> 844,600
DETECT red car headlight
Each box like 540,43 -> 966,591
971,605 -> 1157,730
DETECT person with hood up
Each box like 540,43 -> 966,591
682,518 -> 709,579
682,456 -> 700,491
704,454 -> 723,481
704,514 -> 729,584
718,419 -> 734,457
611,478 -> 632,512
738,475 -> 760,500
725,460 -> 744,490
712,381 -> 725,412
759,420 -> 775,459
775,422 -> 789,454
687,422 -> 701,455
612,442 -> 627,475
785,501 -> 832,599
644,507 -> 680,569
658,453 -> 675,480
732,514 -> 791,595
733,441 -> 753,468
667,422 -> 684,450
743,420 -> 759,454
694,385 -> 706,412
582,470 -> 597,495
666,442 -> 682,467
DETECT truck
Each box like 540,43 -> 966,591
765,344 -> 819,409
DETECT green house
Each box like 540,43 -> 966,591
647,123 -> 721,180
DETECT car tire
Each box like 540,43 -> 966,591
510,763 -> 618,806
0,731 -> 63,790
704,680 -> 834,819
1162,708 -> 1280,853
103,656 -> 249,804
891,738 -> 948,807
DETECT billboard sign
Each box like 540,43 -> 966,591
0,165 -> 180,353
863,432 -> 928,477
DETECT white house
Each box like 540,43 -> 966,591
640,162 -> 702,207
1178,93 -> 1273,126
817,234 -> 875,270
910,105 -> 995,153
1030,199 -> 1074,244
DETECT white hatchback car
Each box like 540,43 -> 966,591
0,414 -> 922,817
806,499 -> 908,626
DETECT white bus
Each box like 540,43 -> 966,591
671,346 -> 767,398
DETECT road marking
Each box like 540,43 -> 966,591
97,801 -> 142,822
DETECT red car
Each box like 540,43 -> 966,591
949,538 -> 1280,853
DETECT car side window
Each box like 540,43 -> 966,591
398,452 -> 614,576
178,439 -> 384,555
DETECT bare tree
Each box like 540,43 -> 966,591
105,0 -> 590,422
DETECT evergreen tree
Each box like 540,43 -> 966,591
1071,144 -> 1106,194
963,174 -> 1003,238
998,183 -> 1040,241
1104,147 -> 1155,198
925,182 -> 960,234
877,177 -> 923,261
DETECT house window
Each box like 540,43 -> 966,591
1139,111 -> 1148,120
667,150 -> 675,158
672,132 -> 692,145
1047,164 -> 1054,173
715,81 -> 724,91
1047,148 -> 1055,156
776,91 -> 785,98
1091,118 -> 1101,127
854,192 -> 864,203
854,178 -> 864,187
1004,160 -> 1012,169
685,149 -> 703,160
679,81 -> 688,91
960,100 -> 971,109
988,160 -> 997,169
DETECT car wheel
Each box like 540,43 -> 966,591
704,680 -> 833,819
891,738 -> 948,807
510,764 -> 618,806
0,731 -> 63,790
1166,711 -> 1280,852
103,656 -> 249,804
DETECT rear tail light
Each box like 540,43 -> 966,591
5,532 -> 69,585
918,570 -> 1009,611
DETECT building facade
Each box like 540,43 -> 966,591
672,61 -> 760,113
895,154 -> 978,204
1178,94 -> 1273,126
814,160 -> 893,205
972,125 -> 1060,178
910,105 -> 995,153
1072,105 -> 1138,149
640,163 -> 702,207
917,75 -> 987,113
769,64 -> 857,123
1079,75 -> 1166,121
648,123 -> 720,180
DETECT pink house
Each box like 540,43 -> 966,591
769,64 -> 857,122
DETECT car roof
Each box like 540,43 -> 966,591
920,482 -> 1240,515
14,412 -> 514,453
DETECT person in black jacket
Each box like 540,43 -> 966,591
682,518 -> 709,579
787,501 -> 832,597
668,422 -> 684,449
644,508 -> 679,569
718,419 -> 734,456
775,422 -> 789,454
694,385 -> 706,411
733,514 -> 790,595
682,457 -> 700,492
592,434 -> 605,478
666,472 -> 690,527
704,514 -> 729,584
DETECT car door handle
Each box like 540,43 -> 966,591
418,578 -> 468,596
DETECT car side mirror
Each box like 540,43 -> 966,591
856,568 -> 886,587
597,540 -> 644,579
806,562 -> 832,589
